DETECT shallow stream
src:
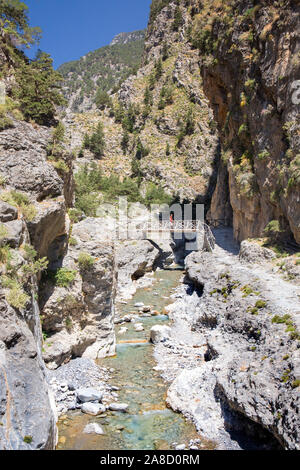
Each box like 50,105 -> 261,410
57,267 -> 213,450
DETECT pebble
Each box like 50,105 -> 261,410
83,423 -> 104,435
134,302 -> 144,308
142,306 -> 151,313
81,403 -> 106,416
175,444 -> 186,450
119,327 -> 128,335
109,403 -> 129,412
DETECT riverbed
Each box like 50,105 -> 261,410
57,267 -> 214,450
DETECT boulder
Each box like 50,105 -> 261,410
239,240 -> 276,264
150,325 -> 172,344
81,403 -> 106,416
76,388 -> 103,403
0,119 -> 63,200
83,423 -> 104,435
134,324 -> 144,332
0,219 -> 24,248
0,201 -> 18,222
109,403 -> 129,412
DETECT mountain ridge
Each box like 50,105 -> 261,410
58,29 -> 146,112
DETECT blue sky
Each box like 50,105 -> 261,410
25,0 -> 152,68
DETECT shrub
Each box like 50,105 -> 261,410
143,182 -> 172,208
52,122 -> 65,143
292,380 -> 300,389
0,191 -> 36,220
121,130 -> 130,153
264,220 -> 283,242
78,252 -> 95,271
272,314 -> 291,324
173,6 -> 183,31
0,224 -> 8,240
22,256 -> 48,280
74,163 -> 102,216
54,268 -> 77,288
176,108 -> 195,147
6,284 -> 29,310
135,138 -> 149,160
258,150 -> 270,160
69,236 -> 78,246
20,203 -> 37,221
144,87 -> 153,106
23,436 -> 33,444
0,173 -> 6,187
52,159 -> 69,173
65,317 -> 73,331
255,300 -> 267,309
154,59 -> 163,81
0,115 -> 14,130
0,245 -> 11,264
245,79 -> 256,90
68,208 -> 82,223
238,123 -> 249,136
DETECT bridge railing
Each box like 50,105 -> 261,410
137,220 -> 215,251
140,220 -> 204,232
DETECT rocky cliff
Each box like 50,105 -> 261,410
66,0 -> 299,245
0,118 -> 67,449
65,1 -> 220,204
187,0 -> 300,243
152,229 -> 300,450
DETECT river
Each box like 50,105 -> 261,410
57,266 -> 214,450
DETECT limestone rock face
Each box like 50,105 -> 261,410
64,2 -> 220,204
0,119 -> 63,200
167,240 -> 300,449
0,199 -> 58,449
0,295 -> 57,450
116,239 -> 160,298
194,0 -> 300,243
0,116 -> 75,449
40,218 -> 117,369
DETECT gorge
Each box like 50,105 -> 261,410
0,0 -> 299,451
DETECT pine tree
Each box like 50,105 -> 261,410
0,0 -> 41,49
144,86 -> 153,106
15,50 -> 66,125
95,89 -> 112,110
121,129 -> 129,153
154,59 -> 163,80
173,6 -> 183,32
83,122 -> 105,159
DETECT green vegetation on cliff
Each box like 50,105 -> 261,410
58,31 -> 145,111
0,0 -> 65,125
